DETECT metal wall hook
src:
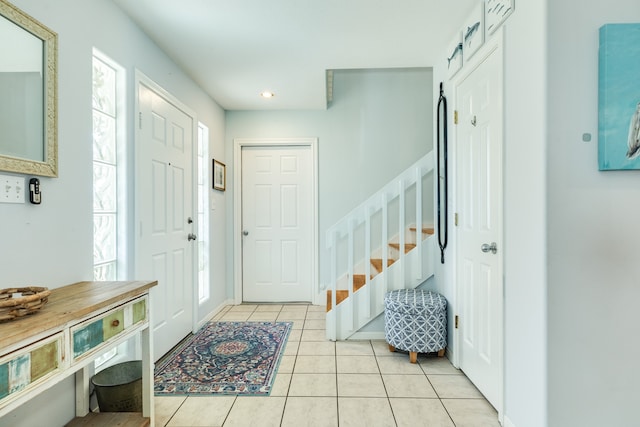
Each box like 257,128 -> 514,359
471,115 -> 477,126
436,82 -> 449,264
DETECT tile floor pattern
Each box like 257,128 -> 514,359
155,304 -> 500,427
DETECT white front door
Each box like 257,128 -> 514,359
456,43 -> 503,411
241,145 -> 313,302
136,81 -> 195,360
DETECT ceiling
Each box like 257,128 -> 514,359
112,0 -> 476,110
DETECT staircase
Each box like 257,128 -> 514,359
325,152 -> 436,340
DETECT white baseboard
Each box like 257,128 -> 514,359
445,347 -> 458,367
503,415 -> 516,427
197,299 -> 234,330
313,290 -> 325,306
346,331 -> 385,340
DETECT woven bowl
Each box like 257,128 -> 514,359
0,287 -> 51,322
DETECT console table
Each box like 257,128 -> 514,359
0,281 -> 157,426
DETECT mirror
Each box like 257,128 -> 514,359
0,0 -> 57,177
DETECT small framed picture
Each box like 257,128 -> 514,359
212,159 -> 226,191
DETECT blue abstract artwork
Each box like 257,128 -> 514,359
598,24 -> 640,170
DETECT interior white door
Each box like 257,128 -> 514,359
137,82 -> 195,360
456,45 -> 503,411
241,145 -> 312,302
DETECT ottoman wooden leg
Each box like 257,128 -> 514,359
409,351 -> 418,364
437,348 -> 445,357
388,344 -> 396,353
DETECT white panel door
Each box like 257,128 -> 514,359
456,45 -> 503,410
137,83 -> 194,360
242,145 -> 312,302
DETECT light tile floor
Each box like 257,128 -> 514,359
155,304 -> 500,427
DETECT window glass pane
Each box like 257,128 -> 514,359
92,59 -> 116,116
197,123 -> 209,303
93,111 -> 116,164
198,213 -> 205,236
94,262 -> 117,281
94,214 -> 116,264
198,241 -> 205,270
198,270 -> 205,298
197,186 -> 205,213
197,155 -> 204,185
93,163 -> 117,212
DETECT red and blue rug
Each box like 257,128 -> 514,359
154,321 -> 292,396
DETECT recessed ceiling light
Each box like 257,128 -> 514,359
260,91 -> 275,98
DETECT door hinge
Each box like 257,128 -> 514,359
454,110 -> 458,125
138,112 -> 142,129
454,213 -> 458,226
455,315 -> 459,329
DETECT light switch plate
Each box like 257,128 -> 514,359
1,174 -> 26,203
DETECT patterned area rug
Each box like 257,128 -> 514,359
154,321 -> 292,396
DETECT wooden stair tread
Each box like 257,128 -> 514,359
326,289 -> 349,312
388,242 -> 417,254
352,274 -> 367,291
370,258 -> 396,272
410,226 -> 435,235
65,413 -> 150,427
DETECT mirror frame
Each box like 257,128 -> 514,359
0,0 -> 57,177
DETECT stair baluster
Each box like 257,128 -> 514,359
416,167 -> 423,280
364,211 -> 372,319
347,219 -> 355,333
398,179 -> 406,292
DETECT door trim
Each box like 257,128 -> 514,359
134,70 -> 199,334
233,138 -> 319,305
451,28 -> 504,417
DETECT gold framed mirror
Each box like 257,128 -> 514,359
0,0 -> 57,177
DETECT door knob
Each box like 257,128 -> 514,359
481,242 -> 497,254
243,230 -> 249,236
188,233 -> 197,241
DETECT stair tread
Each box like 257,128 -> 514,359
326,289 -> 349,312
370,258 -> 396,272
410,226 -> 435,235
353,274 -> 371,291
326,272 -> 372,311
388,242 -> 417,254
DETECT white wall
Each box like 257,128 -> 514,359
0,1 -> 225,426
502,3 -> 548,427
225,68 -> 433,299
547,1 -> 640,426
432,2 -> 548,426
436,1 -> 640,425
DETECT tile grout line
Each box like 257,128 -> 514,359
219,395 -> 238,427
161,395 -> 188,427
371,340 -> 400,427
280,305 -> 296,426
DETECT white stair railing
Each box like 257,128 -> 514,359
326,151 -> 436,340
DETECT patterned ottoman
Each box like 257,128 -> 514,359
384,289 -> 447,363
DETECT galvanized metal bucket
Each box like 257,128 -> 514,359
91,360 -> 142,412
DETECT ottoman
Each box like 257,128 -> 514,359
384,289 -> 447,363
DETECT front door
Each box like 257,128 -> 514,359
456,43 -> 504,411
136,81 -> 195,360
241,145 -> 313,302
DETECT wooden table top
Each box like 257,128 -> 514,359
0,281 -> 157,352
